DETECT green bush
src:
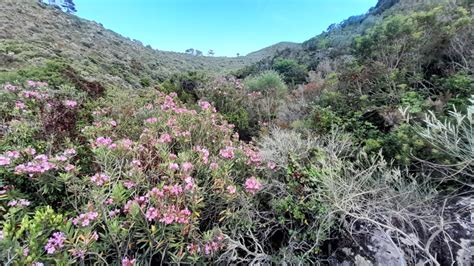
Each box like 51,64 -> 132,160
244,70 -> 288,97
272,58 -> 308,85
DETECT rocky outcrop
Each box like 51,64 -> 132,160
332,195 -> 473,266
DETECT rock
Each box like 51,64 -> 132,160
332,195 -> 473,266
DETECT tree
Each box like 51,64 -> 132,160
195,50 -> 203,56
61,0 -> 76,13
207,49 -> 215,56
236,53 -> 240,57
272,58 -> 308,84
185,48 -> 195,55
41,0 -> 77,13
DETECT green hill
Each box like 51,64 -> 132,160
0,0 -> 274,88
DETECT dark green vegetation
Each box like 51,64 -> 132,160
0,0 -> 472,265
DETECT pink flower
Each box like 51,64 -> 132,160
54,155 -> 68,162
124,180 -> 136,189
0,156 -> 11,166
94,137 -> 113,148
8,199 -> 31,207
90,173 -> 110,186
109,208 -> 121,218
109,120 -> 117,127
169,153 -> 177,160
105,198 -> 114,205
267,161 -> 277,170
131,159 -> 141,167
64,148 -> 76,156
226,185 -> 236,194
122,257 -> 136,266
184,176 -> 195,191
159,133 -> 172,143
145,207 -> 159,221
149,187 -> 164,199
209,162 -> 219,170
169,163 -> 179,171
64,164 -> 76,172
198,100 -> 212,110
24,147 -> 36,155
91,231 -> 99,241
15,101 -> 26,110
245,176 -> 262,195
144,117 -> 158,124
219,146 -> 235,159
44,232 -> 66,254
23,247 -> 29,257
170,184 -> 183,195
14,155 -> 57,175
64,100 -> 77,108
4,83 -> 18,92
72,211 -> 99,227
6,150 -> 21,159
181,162 -> 193,172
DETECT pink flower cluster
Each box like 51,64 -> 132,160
159,133 -> 172,143
245,176 -> 262,194
15,101 -> 26,110
159,206 -> 191,224
7,199 -> 31,207
169,162 -> 179,171
94,137 -> 115,149
72,211 -> 99,227
219,146 -> 235,159
63,99 -> 78,108
241,146 -> 262,166
124,196 -> 149,213
44,232 -> 66,254
181,162 -> 193,172
267,161 -> 277,170
160,95 -> 177,111
198,100 -> 211,110
21,90 -> 48,99
90,173 -> 110,186
27,80 -> 48,88
0,150 -> 23,166
0,156 -> 11,166
144,117 -> 158,124
4,83 -> 18,92
15,154 -> 56,176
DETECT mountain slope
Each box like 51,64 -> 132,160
245,42 -> 302,60
0,0 -> 266,88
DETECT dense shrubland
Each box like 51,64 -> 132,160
0,0 -> 473,265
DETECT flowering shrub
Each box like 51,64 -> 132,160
0,83 -> 267,264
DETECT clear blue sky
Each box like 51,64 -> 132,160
75,0 -> 377,57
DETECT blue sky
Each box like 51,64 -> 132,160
75,0 -> 377,57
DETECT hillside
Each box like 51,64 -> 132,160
0,0 -> 269,88
245,42 -> 302,60
0,0 -> 472,265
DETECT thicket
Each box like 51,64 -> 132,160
0,1 -> 472,265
